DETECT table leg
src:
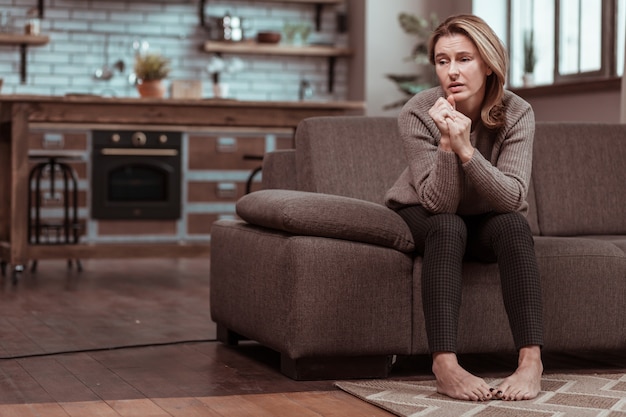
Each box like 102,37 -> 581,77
0,121 -> 10,252
9,104 -> 30,268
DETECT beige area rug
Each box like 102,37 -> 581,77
336,373 -> 626,417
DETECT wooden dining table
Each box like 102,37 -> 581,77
0,94 -> 365,281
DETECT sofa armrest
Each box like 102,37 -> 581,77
261,149 -> 297,190
236,189 -> 414,253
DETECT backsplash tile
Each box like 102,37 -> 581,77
0,0 -> 348,101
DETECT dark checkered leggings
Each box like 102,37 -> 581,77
397,205 -> 544,353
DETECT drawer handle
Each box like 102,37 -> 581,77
216,182 -> 238,199
100,149 -> 178,156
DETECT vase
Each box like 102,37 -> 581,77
137,79 -> 166,98
213,83 -> 229,99
522,73 -> 534,88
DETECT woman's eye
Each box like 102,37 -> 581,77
437,59 -> 449,65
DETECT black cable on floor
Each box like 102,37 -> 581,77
0,338 -> 219,360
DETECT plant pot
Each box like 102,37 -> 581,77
522,73 -> 534,88
212,83 -> 229,99
137,79 -> 166,98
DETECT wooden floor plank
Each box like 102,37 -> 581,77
0,402 -> 71,417
0,259 -> 214,358
17,357 -> 101,403
198,391 -> 394,417
59,401 -> 121,417
106,399 -> 173,417
53,353 -> 145,401
196,394 -> 277,417
0,317 -> 46,357
0,360 -> 56,404
92,346 -> 207,400
238,392 -> 326,417
151,397 -> 223,417
285,390 -> 395,417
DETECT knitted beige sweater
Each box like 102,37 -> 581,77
384,87 -> 535,216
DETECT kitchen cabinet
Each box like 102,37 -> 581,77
0,94 -> 365,280
0,33 -> 49,84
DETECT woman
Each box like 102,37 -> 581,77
385,14 -> 543,402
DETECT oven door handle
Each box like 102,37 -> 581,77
99,148 -> 179,156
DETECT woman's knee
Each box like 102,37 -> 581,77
487,212 -> 532,237
484,213 -> 535,255
426,213 -> 467,242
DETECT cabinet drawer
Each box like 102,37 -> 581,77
29,131 -> 88,151
188,134 -> 266,170
188,180 -> 263,203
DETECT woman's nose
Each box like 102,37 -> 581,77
448,62 -> 459,78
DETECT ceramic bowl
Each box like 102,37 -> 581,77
256,31 -> 281,44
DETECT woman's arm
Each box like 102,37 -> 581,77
462,103 -> 535,213
398,91 -> 464,214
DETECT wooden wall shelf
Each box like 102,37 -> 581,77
200,0 -> 348,93
203,41 -> 350,92
0,34 -> 50,84
203,40 -> 350,57
199,0 -> 344,30
0,34 -> 49,46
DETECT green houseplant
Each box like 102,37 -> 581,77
522,30 -> 537,86
385,12 -> 439,110
134,52 -> 171,98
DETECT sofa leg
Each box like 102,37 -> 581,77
280,354 -> 392,380
216,323 -> 245,346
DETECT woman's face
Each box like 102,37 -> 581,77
433,33 -> 492,115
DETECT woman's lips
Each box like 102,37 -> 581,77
449,83 -> 463,93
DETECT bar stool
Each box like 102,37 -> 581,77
28,150 -> 83,273
243,154 -> 264,194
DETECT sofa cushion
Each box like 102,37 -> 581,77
532,123 -> 626,236
526,179 -> 540,235
236,189 -> 415,253
533,236 -> 626,350
295,116 -> 407,205
577,235 -> 626,254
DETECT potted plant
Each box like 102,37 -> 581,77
522,30 -> 537,87
384,12 -> 439,110
134,52 -> 171,98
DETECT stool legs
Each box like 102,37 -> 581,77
27,158 -> 82,276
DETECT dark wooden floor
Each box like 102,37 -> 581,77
0,259 -> 624,416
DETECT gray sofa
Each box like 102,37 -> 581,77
210,116 -> 626,380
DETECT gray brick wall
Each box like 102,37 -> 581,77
0,0 -> 348,101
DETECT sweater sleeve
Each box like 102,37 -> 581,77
461,96 -> 535,213
397,88 -> 463,214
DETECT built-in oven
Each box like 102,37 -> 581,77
91,130 -> 182,220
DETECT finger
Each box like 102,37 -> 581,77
447,94 -> 456,110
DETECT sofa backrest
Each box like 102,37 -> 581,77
287,117 -> 625,236
294,116 -> 406,205
532,122 -> 626,236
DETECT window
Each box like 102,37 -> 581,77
473,0 -> 625,88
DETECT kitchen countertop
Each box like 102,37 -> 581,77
0,94 -> 366,128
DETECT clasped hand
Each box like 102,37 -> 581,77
428,95 -> 474,162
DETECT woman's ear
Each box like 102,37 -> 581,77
486,67 -> 493,76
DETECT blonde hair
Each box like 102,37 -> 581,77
428,14 -> 508,129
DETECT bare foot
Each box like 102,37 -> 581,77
432,352 -> 494,401
496,346 -> 543,401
